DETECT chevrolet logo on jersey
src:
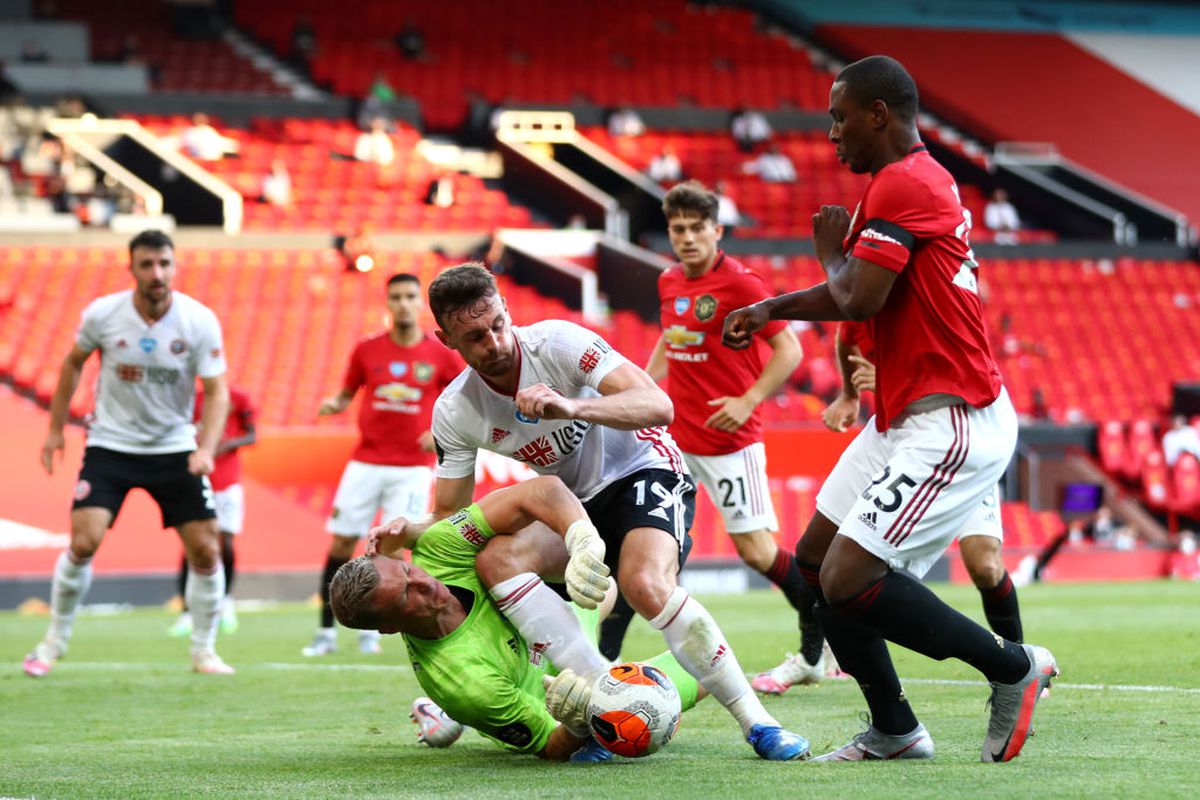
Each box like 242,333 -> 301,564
376,382 -> 422,402
663,325 -> 704,348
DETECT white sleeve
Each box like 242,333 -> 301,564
543,321 -> 628,392
193,308 -> 227,379
75,300 -> 101,353
431,400 -> 478,480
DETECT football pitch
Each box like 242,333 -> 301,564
2,580 -> 1197,799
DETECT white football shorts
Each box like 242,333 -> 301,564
213,483 -> 245,535
815,388 -> 1017,577
959,483 -> 1004,543
327,460 -> 434,537
683,442 -> 778,534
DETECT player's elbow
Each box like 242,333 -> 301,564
842,295 -> 884,322
650,393 -> 674,427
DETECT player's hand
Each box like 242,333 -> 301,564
543,669 -> 593,737
41,429 -> 66,475
704,395 -> 755,432
367,517 -> 414,558
417,429 -> 436,453
188,448 -> 214,476
317,395 -> 344,416
822,393 -> 860,432
812,204 -> 851,267
722,302 -> 770,350
564,520 -> 610,609
848,354 -> 876,394
516,383 -> 577,421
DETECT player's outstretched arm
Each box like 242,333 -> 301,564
41,345 -> 91,475
476,477 -> 609,608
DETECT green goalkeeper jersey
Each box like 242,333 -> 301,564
403,504 -> 561,753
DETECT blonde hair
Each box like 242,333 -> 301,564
329,556 -> 381,630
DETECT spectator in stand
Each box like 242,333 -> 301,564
744,143 -> 796,183
1028,387 -> 1050,421
354,117 -> 396,166
117,34 -> 144,64
714,179 -> 743,232
180,113 -> 237,162
607,106 -> 645,138
395,18 -> 426,61
1163,415 -> 1200,466
290,14 -> 317,69
368,72 -> 397,104
731,108 -> 772,152
424,172 -> 456,208
20,40 -> 49,63
647,144 -> 682,183
983,188 -> 1020,245
261,158 -> 292,208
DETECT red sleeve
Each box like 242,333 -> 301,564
233,389 -> 256,429
343,342 -> 366,393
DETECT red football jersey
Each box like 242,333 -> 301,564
844,144 -> 1001,431
838,320 -> 875,360
658,253 -> 786,455
194,386 -> 255,491
343,332 -> 463,466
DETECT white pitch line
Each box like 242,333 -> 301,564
13,662 -> 1200,694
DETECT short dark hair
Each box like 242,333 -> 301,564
128,229 -> 174,258
427,262 -> 498,329
387,272 -> 420,289
835,55 -> 919,125
662,180 -> 719,224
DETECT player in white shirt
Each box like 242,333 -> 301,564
419,262 -> 810,760
24,230 -> 235,678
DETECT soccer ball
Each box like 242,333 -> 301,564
586,662 -> 681,757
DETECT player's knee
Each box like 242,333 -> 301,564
618,571 -> 674,620
818,558 -> 870,607
966,554 -> 1005,590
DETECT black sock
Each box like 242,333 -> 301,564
320,555 -> 350,629
221,534 -> 236,597
837,571 -> 1030,685
795,559 -> 825,666
177,554 -> 189,611
979,572 -> 1022,643
597,592 -> 636,661
814,601 -> 918,736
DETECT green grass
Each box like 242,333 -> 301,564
2,581 -> 1199,799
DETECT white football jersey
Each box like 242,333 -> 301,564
432,320 -> 685,502
76,289 -> 226,454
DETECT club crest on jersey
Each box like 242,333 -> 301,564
139,337 -> 156,353
414,362 -> 433,382
694,294 -> 717,321
389,361 -> 408,378
74,479 -> 91,501
674,296 -> 691,315
170,339 -> 186,355
515,410 -> 539,424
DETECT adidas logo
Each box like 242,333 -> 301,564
857,510 -> 877,530
732,509 -> 746,519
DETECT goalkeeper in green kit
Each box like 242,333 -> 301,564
330,476 -> 704,761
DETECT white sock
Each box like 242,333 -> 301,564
187,563 -> 225,654
489,572 -> 606,675
48,550 -> 93,648
650,586 -> 777,736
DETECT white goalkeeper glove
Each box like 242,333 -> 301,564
544,669 -> 593,738
564,520 -> 610,610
